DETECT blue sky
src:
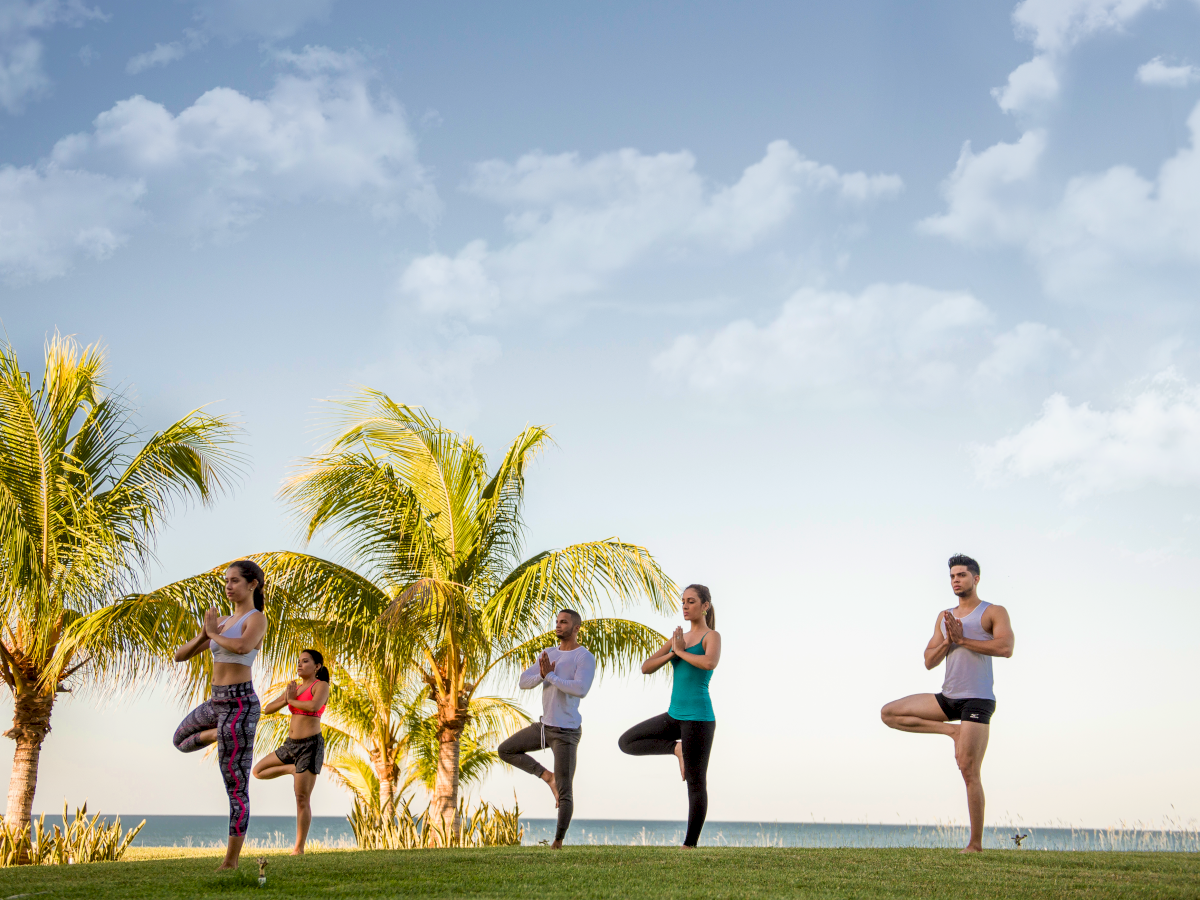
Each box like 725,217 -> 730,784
2,0 -> 1199,829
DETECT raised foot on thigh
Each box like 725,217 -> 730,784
540,769 -> 559,808
674,742 -> 685,781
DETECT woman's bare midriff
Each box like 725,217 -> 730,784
212,662 -> 254,686
289,715 -> 322,740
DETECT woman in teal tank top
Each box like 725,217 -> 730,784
618,584 -> 721,848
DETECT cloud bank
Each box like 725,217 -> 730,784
399,141 -> 902,320
0,48 -> 436,284
994,0 -> 1163,114
922,98 -> 1200,296
974,369 -> 1200,499
653,283 -> 1074,400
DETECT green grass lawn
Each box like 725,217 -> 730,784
0,846 -> 1195,899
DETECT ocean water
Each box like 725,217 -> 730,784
107,815 -> 1198,852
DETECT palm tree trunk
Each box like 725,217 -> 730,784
4,689 -> 54,833
378,769 -> 395,816
429,725 -> 462,843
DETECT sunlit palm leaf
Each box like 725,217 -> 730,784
487,541 -> 677,640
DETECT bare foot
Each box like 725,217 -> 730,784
216,862 -> 238,871
959,845 -> 983,854
541,769 -> 560,808
679,844 -> 696,850
945,723 -> 960,742
551,840 -> 563,850
290,848 -> 304,856
674,742 -> 685,781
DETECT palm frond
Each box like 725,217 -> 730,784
487,540 -> 677,640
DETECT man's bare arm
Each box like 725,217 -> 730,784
924,612 -> 951,670
955,604 -> 1014,658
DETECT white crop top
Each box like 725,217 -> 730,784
209,610 -> 261,667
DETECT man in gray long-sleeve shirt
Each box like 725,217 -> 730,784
498,609 -> 597,848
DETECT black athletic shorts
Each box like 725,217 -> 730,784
935,694 -> 996,725
275,732 -> 324,774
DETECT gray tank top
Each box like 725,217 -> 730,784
939,600 -> 995,701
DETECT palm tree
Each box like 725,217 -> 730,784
256,663 -> 527,814
269,392 -> 676,837
0,336 -> 241,832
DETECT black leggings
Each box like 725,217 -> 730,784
173,682 -> 260,837
618,713 -> 715,847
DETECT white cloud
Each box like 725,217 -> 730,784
1012,0 -> 1163,53
1031,99 -> 1200,292
1137,55 -> 1199,87
126,0 -> 335,73
974,369 -> 1200,499
400,141 -> 901,320
126,40 -> 189,74
652,283 -> 1074,399
924,99 -> 1200,295
992,55 -> 1060,114
995,0 -> 1163,114
919,131 -> 1046,244
399,240 -> 499,319
0,164 -> 143,283
1,48 -> 436,284
0,0 -> 104,113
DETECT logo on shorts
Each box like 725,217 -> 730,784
968,713 -> 980,719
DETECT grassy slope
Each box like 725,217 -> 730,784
1,847 -> 1195,899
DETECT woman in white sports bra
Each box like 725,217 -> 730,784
173,559 -> 267,871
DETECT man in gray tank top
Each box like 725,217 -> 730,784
880,554 -> 1015,853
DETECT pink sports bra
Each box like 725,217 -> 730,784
288,681 -> 326,718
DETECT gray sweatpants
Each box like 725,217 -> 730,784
497,723 -> 581,841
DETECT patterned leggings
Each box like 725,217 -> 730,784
173,682 -> 260,836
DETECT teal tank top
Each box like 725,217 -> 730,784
668,638 -> 715,721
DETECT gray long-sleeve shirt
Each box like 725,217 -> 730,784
518,645 -> 597,729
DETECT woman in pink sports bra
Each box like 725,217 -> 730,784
253,648 -> 329,855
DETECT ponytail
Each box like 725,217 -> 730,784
303,648 -> 330,682
685,583 -> 715,629
230,559 -> 266,612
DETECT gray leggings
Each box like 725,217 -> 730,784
497,723 -> 580,842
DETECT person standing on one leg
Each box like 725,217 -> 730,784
172,560 -> 267,871
498,609 -> 596,849
880,555 -> 1015,853
253,649 -> 330,856
619,584 -> 720,849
